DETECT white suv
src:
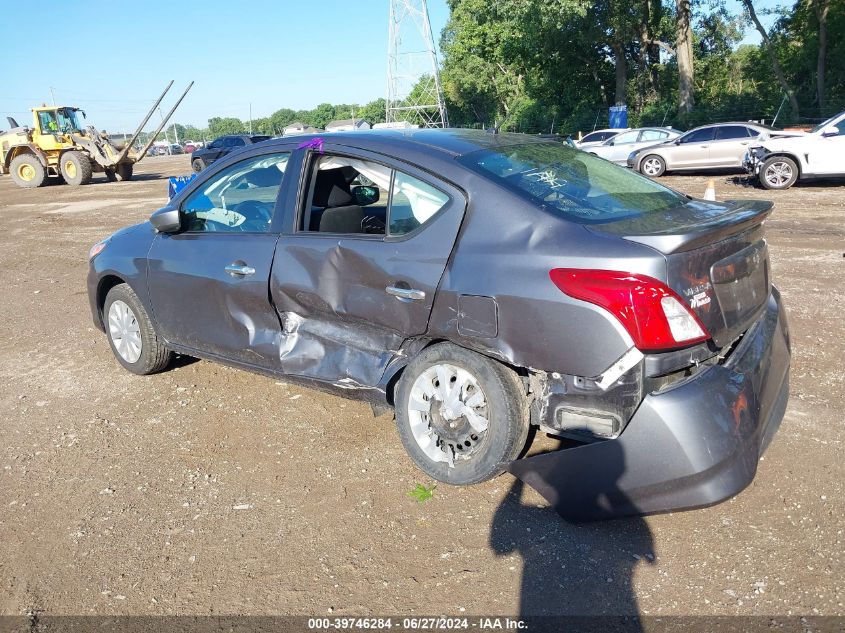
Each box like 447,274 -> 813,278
745,111 -> 845,189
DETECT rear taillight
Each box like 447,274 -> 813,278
549,268 -> 709,351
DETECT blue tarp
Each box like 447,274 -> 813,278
609,105 -> 628,128
168,174 -> 197,199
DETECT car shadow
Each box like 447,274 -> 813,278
490,440 -> 655,629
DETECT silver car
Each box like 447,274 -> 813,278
587,127 -> 681,165
628,122 -> 794,177
574,128 -> 628,149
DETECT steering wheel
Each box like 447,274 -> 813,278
233,200 -> 273,231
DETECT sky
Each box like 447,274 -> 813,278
1,0 -> 781,134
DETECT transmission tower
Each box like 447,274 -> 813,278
386,0 -> 449,128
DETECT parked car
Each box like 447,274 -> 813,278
191,134 -> 272,172
587,127 -> 681,165
574,128 -> 628,149
627,122 -> 806,176
87,130 -> 789,520
169,144 -> 184,155
183,143 -> 197,154
744,110 -> 844,189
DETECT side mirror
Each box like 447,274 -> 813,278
607,140 -> 615,146
150,206 -> 181,233
822,125 -> 839,137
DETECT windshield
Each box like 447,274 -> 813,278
458,143 -> 688,223
810,112 -> 845,133
57,108 -> 84,133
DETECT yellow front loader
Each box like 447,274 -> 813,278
0,81 -> 192,189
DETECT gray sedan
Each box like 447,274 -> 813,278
628,122 -> 799,176
87,129 -> 790,520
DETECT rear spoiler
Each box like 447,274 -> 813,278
588,199 -> 774,254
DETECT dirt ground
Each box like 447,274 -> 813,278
0,155 -> 842,619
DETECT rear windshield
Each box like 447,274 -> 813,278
458,143 -> 688,223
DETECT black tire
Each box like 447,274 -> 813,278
10,153 -> 47,188
639,154 -> 666,177
103,283 -> 172,375
191,158 -> 205,173
105,168 -> 117,182
759,155 -> 799,190
116,163 -> 134,181
395,343 -> 530,485
60,150 -> 93,186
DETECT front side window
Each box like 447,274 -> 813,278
300,154 -> 449,236
681,128 -> 716,143
208,139 -> 223,149
38,111 -> 60,133
228,137 -> 246,147
181,152 -> 289,233
459,142 -> 687,223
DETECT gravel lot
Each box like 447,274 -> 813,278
0,155 -> 842,618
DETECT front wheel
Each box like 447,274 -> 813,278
759,156 -> 798,190
395,343 -> 530,485
639,154 -> 666,177
60,150 -> 93,186
103,283 -> 172,375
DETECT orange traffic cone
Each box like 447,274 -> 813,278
703,179 -> 716,201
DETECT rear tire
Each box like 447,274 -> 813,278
639,154 -> 666,177
103,283 -> 172,375
191,158 -> 205,173
759,156 -> 798,190
60,151 -> 93,186
10,153 -> 47,188
116,163 -> 134,181
395,343 -> 530,485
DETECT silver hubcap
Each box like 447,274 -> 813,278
642,158 -> 662,176
407,363 -> 489,467
108,300 -> 142,363
765,162 -> 793,187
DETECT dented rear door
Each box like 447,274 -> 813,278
269,146 -> 466,388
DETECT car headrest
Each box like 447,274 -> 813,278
312,168 -> 353,207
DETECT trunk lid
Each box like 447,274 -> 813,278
589,199 -> 773,348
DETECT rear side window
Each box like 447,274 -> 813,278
639,129 -> 668,141
681,128 -> 716,143
299,154 -> 449,236
459,142 -> 687,223
610,131 -> 639,144
250,135 -> 271,143
715,125 -> 752,140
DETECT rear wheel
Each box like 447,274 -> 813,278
103,284 -> 172,375
60,151 -> 93,186
116,163 -> 134,181
395,343 -> 530,485
10,154 -> 47,188
191,158 -> 205,173
760,156 -> 798,190
640,154 -> 666,177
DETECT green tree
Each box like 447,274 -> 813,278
208,117 -> 245,137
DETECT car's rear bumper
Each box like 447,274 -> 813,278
508,287 -> 790,521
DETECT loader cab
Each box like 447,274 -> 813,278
33,107 -> 85,138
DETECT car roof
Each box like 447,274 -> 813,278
257,128 -> 548,158
689,122 -> 773,131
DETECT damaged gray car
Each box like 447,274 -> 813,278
87,129 -> 790,520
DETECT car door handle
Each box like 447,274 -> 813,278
700,145 -> 710,148
386,285 -> 425,301
225,263 -> 256,276
740,141 -> 750,145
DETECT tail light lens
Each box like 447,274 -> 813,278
549,268 -> 709,351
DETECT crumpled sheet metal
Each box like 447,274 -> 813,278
277,311 -> 403,390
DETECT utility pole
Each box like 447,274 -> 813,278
386,0 -> 448,127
